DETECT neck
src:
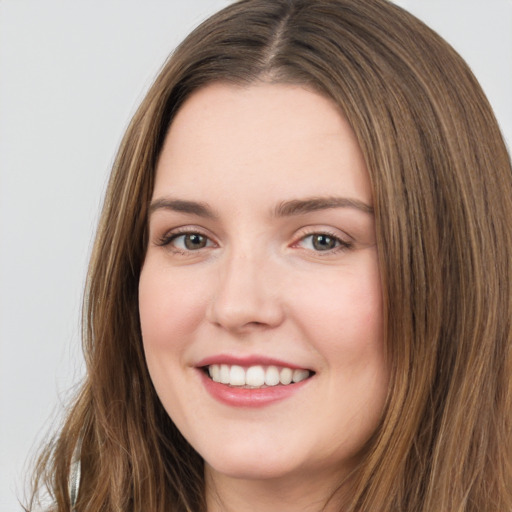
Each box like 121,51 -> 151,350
205,464 -> 353,512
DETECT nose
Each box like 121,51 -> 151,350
206,251 -> 285,333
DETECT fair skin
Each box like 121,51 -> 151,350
139,82 -> 388,512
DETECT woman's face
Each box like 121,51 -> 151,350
139,83 -> 388,489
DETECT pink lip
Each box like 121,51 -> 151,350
196,354 -> 308,370
195,354 -> 314,408
198,370 -> 311,408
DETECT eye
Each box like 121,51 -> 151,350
160,232 -> 214,251
173,233 -> 211,250
297,232 -> 350,252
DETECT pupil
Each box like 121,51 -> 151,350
185,234 -> 206,250
313,234 -> 335,251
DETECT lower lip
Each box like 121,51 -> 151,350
199,370 -> 310,407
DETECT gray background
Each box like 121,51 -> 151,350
1,1 -> 511,509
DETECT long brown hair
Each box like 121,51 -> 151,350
29,0 -> 512,510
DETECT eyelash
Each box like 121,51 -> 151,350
156,228 -> 352,255
157,228 -> 214,255
294,229 -> 352,254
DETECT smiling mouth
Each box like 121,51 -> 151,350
203,364 -> 314,389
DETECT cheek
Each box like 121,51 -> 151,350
138,262 -> 209,352
290,260 -> 383,356
138,263 -> 212,421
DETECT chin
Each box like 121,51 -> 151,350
202,443 -> 305,481
209,462 -> 286,481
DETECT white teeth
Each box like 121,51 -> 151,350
279,367 -> 293,385
292,369 -> 309,383
207,364 -> 311,387
209,364 -> 220,382
246,365 -> 265,387
229,365 -> 246,386
220,364 -> 230,384
265,366 -> 280,386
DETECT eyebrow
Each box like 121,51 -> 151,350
149,198 -> 218,219
273,196 -> 374,216
148,195 -> 374,219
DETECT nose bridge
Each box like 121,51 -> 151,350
207,243 -> 284,331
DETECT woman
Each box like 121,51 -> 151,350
29,0 -> 512,510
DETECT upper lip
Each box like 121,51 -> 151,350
195,354 -> 312,371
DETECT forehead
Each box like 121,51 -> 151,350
154,82 -> 372,206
